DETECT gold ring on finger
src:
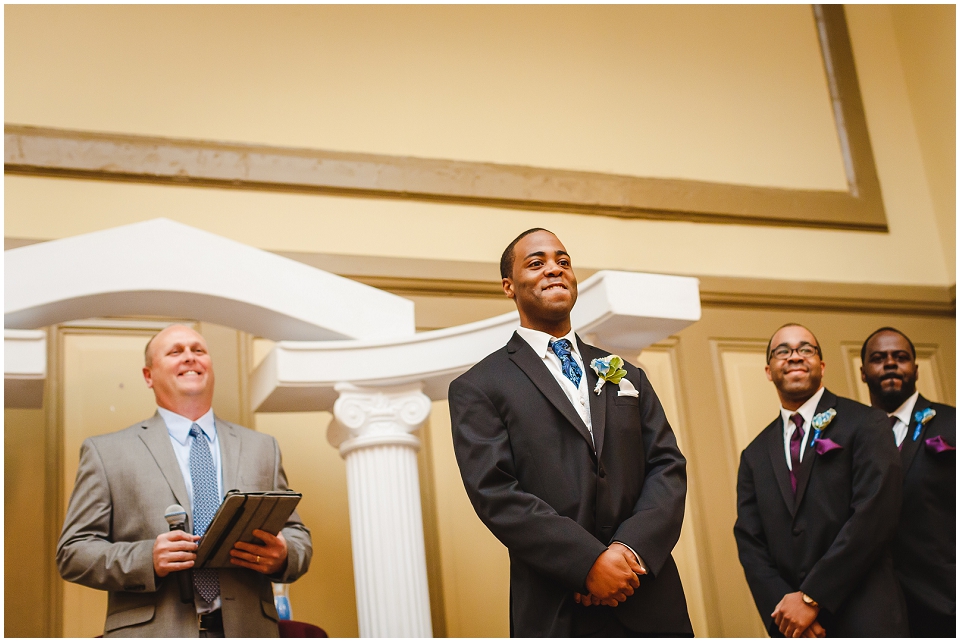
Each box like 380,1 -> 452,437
256,555 -> 261,564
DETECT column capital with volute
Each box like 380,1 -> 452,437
327,382 -> 431,457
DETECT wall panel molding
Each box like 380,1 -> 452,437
3,7 -> 886,231
638,338 -> 712,638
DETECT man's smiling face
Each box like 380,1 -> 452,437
143,325 -> 215,413
765,324 -> 825,407
503,230 -> 578,336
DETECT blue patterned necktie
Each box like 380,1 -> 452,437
189,423 -> 221,603
550,339 -> 582,389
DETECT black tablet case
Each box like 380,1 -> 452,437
194,490 -> 302,569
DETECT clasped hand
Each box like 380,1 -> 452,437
772,591 -> 826,638
153,528 -> 288,577
574,543 -> 646,607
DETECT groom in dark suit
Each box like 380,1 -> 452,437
449,228 -> 692,637
734,323 -> 906,637
860,327 -> 955,637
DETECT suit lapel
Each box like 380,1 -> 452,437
793,389 -> 837,512
900,395 -> 930,474
578,338 -> 607,458
138,412 -> 191,513
216,415 -> 241,494
507,332 -> 595,452
764,417 -> 795,512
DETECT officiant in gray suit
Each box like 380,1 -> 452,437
58,324 -> 312,637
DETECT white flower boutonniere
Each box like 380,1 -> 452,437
809,408 -> 837,446
811,408 -> 837,431
589,355 -> 627,395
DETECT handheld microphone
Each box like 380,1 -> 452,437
164,504 -> 194,604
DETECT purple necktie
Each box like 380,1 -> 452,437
789,413 -> 805,495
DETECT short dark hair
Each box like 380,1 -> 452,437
860,327 -> 916,363
766,323 -> 822,362
499,228 -> 551,279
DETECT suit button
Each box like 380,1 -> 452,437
799,571 -> 807,580
792,529 -> 803,536
598,466 -> 606,478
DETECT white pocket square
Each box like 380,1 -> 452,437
617,378 -> 639,397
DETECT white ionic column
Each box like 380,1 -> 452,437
328,382 -> 433,638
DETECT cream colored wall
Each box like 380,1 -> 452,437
4,4 -> 955,639
4,5 -> 954,287
254,411 -> 360,637
4,5 -> 845,190
426,401 -> 510,638
636,345 -> 711,637
889,4 -> 956,277
60,331 -> 158,637
4,407 -> 49,637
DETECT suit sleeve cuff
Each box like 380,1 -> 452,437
612,541 -> 647,574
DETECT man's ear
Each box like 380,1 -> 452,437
502,277 -> 515,300
860,365 -> 866,383
143,367 -> 154,389
765,365 -> 773,382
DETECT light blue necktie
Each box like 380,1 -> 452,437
550,339 -> 582,389
189,423 -> 221,603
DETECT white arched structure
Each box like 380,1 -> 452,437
5,217 -> 415,341
4,219 -> 701,637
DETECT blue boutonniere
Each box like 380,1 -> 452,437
809,408 -> 837,447
590,355 -> 627,395
912,407 -> 936,441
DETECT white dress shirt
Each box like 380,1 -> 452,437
157,406 -> 223,614
780,387 -> 826,470
516,326 -> 594,446
515,327 -> 648,573
887,390 -> 919,447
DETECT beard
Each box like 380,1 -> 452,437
873,374 -> 917,410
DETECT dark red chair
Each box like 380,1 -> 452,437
279,620 -> 328,638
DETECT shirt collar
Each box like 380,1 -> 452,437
780,386 -> 826,428
516,326 -> 580,360
889,390 -> 920,425
158,406 -> 217,446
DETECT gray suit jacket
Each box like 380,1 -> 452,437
57,412 -> 312,637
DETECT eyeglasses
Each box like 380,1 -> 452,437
768,343 -> 821,361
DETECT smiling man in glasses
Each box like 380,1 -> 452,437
734,323 -> 906,637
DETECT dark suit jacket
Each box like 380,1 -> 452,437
893,395 -> 955,619
57,413 -> 313,637
449,332 -> 691,637
734,389 -> 907,637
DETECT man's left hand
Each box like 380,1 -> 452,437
230,529 -> 288,575
576,543 -> 647,607
772,591 -> 819,637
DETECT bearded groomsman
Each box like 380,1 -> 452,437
861,327 -> 955,637
734,323 -> 907,637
